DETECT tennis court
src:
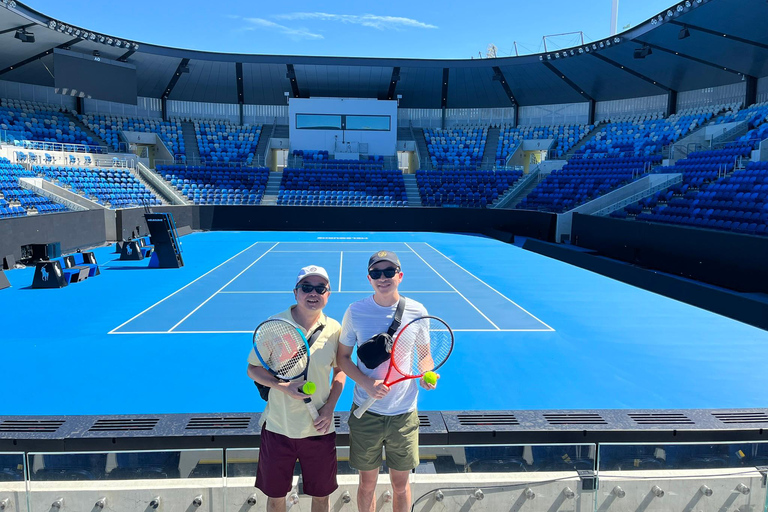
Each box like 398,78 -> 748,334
2,230 -> 767,415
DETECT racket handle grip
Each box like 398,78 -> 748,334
303,398 -> 320,421
354,397 -> 376,419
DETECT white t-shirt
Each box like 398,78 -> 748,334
339,295 -> 427,415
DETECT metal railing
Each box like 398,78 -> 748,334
491,166 -> 542,209
17,178 -> 88,212
592,174 -> 684,217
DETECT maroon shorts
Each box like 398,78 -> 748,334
255,425 -> 338,498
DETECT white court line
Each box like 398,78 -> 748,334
218,290 -> 457,294
338,252 -> 343,292
271,250 -> 378,253
111,328 -> 544,335
166,242 -> 279,332
404,242 -> 500,330
424,243 -> 555,331
108,241 -> 261,334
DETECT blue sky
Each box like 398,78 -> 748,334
29,0 -> 675,59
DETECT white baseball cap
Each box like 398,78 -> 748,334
295,265 -> 330,286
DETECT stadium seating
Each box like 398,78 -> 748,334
619,160 -> 768,236
157,164 -> 269,205
34,165 -> 161,208
79,114 -> 184,156
195,121 -> 261,164
416,169 -> 522,208
518,155 -> 661,213
424,126 -> 487,170
496,123 -> 593,165
0,157 -> 69,218
278,168 -> 407,207
0,99 -> 100,151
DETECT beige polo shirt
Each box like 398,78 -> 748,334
248,307 -> 341,439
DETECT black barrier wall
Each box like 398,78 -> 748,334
571,214 -> 768,293
0,209 -> 114,261
115,206 -> 556,242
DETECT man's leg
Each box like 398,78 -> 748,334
389,469 -> 411,512
266,497 -> 286,512
310,496 -> 330,512
357,469 -> 379,512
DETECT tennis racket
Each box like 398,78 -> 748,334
353,316 -> 454,419
252,318 -> 319,421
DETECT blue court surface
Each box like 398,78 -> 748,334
2,230 -> 767,416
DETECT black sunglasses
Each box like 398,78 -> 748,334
368,267 -> 399,279
296,283 -> 329,294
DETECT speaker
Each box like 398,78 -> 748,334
0,269 -> 10,290
2,254 -> 15,270
32,261 -> 68,288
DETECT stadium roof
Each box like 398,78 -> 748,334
1,0 -> 767,108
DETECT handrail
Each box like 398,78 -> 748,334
491,165 -> 542,209
136,162 -> 188,206
592,174 -> 683,217
17,178 -> 88,212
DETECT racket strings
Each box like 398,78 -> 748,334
393,318 -> 453,377
254,322 -> 308,379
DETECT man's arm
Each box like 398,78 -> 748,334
337,344 -> 390,399
247,364 -> 306,400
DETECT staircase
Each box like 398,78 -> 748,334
126,165 -> 172,205
260,171 -> 283,205
415,128 -> 432,170
562,123 -> 603,160
402,174 -> 422,206
273,125 -> 289,138
64,112 -> 110,150
397,127 -> 414,141
181,122 -> 200,163
481,126 -> 501,169
254,124 -> 274,167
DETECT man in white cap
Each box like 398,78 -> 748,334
247,265 -> 345,512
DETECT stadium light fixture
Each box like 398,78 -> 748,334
634,45 -> 652,59
678,26 -> 690,39
14,28 -> 34,43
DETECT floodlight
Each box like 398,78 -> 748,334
14,28 -> 34,42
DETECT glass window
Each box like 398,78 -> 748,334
295,114 -> 342,130
346,115 -> 390,131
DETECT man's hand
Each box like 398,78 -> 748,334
277,380 -> 309,400
419,373 -> 439,390
363,378 -> 390,399
314,403 -> 334,434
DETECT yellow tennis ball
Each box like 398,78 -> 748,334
423,372 -> 438,385
302,381 -> 317,395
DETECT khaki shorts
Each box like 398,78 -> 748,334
348,404 -> 420,472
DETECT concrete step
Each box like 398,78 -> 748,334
64,111 -> 109,149
481,126 -> 501,169
273,125 -> 289,138
402,174 -> 422,206
181,122 -> 201,163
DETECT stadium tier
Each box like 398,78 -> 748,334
278,168 -> 406,206
0,157 -> 69,218
1,99 -> 102,152
34,165 -> 161,208
78,114 -> 184,155
496,123 -> 593,165
415,169 -> 522,208
157,164 -> 269,205
194,121 -> 261,164
423,126 -> 487,170
612,155 -> 768,237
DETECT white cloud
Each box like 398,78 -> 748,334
273,13 -> 438,31
241,17 -> 324,41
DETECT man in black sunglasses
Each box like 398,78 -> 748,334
337,251 -> 433,512
247,265 -> 346,512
